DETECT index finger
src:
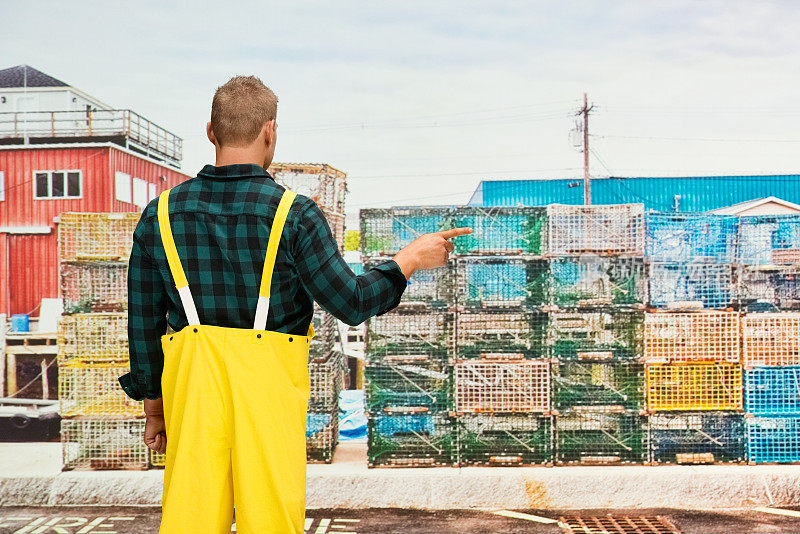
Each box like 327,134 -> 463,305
437,227 -> 473,239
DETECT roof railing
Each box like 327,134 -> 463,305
0,109 -> 182,163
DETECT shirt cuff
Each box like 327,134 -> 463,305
370,259 -> 408,315
118,371 -> 161,401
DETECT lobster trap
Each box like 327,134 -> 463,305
649,413 -> 746,464
553,362 -> 645,413
149,449 -> 166,468
58,361 -> 144,418
60,261 -> 128,314
548,311 -> 643,361
364,362 -> 450,415
322,208 -> 346,252
645,212 -> 738,263
738,265 -> 800,311
744,366 -> 800,416
57,313 -> 128,363
61,416 -> 148,470
365,310 -> 453,364
743,313 -> 800,367
646,363 -> 743,411
454,257 -> 548,309
360,207 -> 453,256
547,203 -> 645,256
555,412 -> 647,464
269,162 -> 347,216
453,359 -> 550,414
549,256 -> 646,309
648,262 -> 735,310
451,206 -> 547,255
309,351 -> 344,412
455,310 -> 548,360
307,409 -> 339,463
310,310 -> 337,359
456,414 -> 553,466
643,311 -> 740,363
58,212 -> 140,262
747,416 -> 800,463
365,259 -> 453,308
738,214 -> 800,266
367,413 -> 455,467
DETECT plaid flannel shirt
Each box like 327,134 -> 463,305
118,163 -> 406,401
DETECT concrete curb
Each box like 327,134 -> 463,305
3,443 -> 800,509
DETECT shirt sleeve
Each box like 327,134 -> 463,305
291,200 -> 407,326
118,211 -> 169,401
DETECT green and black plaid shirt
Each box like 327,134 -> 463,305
118,163 -> 406,401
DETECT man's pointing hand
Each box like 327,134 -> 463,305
392,227 -> 473,280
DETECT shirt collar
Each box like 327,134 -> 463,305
197,163 -> 275,181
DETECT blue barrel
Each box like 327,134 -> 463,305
11,314 -> 29,333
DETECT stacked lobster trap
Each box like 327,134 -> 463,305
643,211 -> 745,464
57,212 -> 150,470
270,162 -> 349,463
546,204 -> 647,465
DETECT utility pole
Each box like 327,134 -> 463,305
578,93 -> 593,205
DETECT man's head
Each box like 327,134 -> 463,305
207,75 -> 278,168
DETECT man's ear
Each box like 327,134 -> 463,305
206,122 -> 219,146
262,120 -> 274,148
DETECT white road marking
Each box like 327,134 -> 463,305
492,510 -> 560,524
753,506 -> 800,518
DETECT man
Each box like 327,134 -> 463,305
117,75 -> 471,533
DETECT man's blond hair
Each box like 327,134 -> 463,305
210,75 -> 278,147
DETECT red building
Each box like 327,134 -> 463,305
0,66 -> 191,316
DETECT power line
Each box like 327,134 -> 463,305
592,134 -> 800,143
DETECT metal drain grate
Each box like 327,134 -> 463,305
559,515 -> 680,534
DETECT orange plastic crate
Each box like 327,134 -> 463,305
644,311 -> 740,363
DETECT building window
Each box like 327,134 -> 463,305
33,170 -> 82,199
115,171 -> 132,203
148,182 -> 157,202
0,171 -> 4,201
132,177 -> 148,208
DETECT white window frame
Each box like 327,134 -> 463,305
32,169 -> 83,200
148,182 -> 157,202
0,171 -> 4,201
132,177 -> 148,208
115,171 -> 132,203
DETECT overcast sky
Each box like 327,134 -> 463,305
4,1 -> 800,225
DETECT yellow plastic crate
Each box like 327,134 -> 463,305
149,448 -> 166,468
646,362 -> 743,411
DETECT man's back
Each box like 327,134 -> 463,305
119,162 -> 406,401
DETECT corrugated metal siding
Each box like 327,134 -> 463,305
0,144 -> 192,315
7,232 -> 58,316
0,146 -> 110,226
473,175 -> 800,211
107,147 -> 191,211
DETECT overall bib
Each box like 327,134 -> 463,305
156,187 -> 314,534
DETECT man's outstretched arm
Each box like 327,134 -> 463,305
292,200 -> 470,326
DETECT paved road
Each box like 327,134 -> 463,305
2,506 -> 800,533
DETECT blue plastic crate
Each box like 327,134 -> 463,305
745,366 -> 800,416
738,215 -> 800,266
646,212 -> 738,263
648,262 -> 734,309
747,416 -> 800,463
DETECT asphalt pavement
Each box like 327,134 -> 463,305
2,506 -> 800,533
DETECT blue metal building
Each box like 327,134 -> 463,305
469,175 -> 800,211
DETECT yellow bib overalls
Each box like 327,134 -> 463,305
156,187 -> 314,534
